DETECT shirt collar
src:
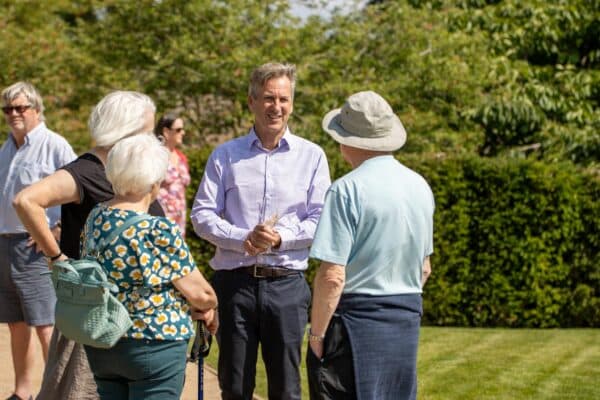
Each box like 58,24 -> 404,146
247,126 -> 294,151
359,154 -> 395,169
15,122 -> 46,146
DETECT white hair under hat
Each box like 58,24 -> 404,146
322,91 -> 406,151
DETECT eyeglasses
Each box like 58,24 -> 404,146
2,104 -> 32,114
172,127 -> 184,133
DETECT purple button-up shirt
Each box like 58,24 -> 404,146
191,128 -> 331,271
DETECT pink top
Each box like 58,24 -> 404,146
158,149 -> 191,236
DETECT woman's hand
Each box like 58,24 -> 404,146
173,269 -> 218,311
191,307 -> 219,335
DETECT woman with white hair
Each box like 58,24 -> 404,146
81,134 -> 216,399
13,91 -> 217,400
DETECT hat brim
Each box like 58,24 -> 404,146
322,108 -> 407,152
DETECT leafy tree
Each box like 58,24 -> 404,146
447,0 -> 600,166
1,0 -> 598,326
0,0 -> 97,149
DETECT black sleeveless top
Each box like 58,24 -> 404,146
59,153 -> 164,258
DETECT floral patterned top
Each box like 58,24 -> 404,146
157,150 -> 191,236
82,204 -> 195,341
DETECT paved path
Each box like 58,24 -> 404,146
0,324 -> 221,400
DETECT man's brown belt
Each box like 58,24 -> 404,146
236,265 -> 299,278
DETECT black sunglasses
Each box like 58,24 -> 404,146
172,127 -> 184,133
2,104 -> 32,114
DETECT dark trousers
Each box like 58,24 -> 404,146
309,294 -> 422,400
213,269 -> 311,400
306,315 -> 356,400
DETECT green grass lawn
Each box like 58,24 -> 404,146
203,327 -> 600,399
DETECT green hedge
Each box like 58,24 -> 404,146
184,147 -> 599,328
405,155 -> 599,328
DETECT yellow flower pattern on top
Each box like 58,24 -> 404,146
139,253 -> 150,267
82,204 -> 196,341
115,245 -> 127,257
139,220 -> 151,229
123,226 -> 136,239
155,313 -> 168,325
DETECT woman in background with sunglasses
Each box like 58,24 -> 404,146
154,113 -> 191,237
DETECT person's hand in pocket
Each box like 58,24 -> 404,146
310,339 -> 324,360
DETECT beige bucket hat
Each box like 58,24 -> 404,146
322,91 -> 406,151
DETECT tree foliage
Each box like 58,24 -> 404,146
447,0 -> 600,165
1,0 -> 598,326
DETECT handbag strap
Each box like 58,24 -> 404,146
84,207 -> 151,258
52,260 -> 116,290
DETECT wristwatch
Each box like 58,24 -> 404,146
45,251 -> 63,263
308,329 -> 324,342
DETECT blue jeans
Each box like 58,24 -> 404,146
85,338 -> 187,400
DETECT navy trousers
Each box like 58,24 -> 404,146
308,294 -> 422,400
213,269 -> 311,400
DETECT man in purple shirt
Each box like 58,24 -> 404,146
192,62 -> 331,400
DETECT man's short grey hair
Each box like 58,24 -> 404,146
2,82 -> 45,121
89,91 -> 156,148
106,134 -> 168,197
248,62 -> 296,99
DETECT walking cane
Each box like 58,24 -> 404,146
189,320 -> 212,400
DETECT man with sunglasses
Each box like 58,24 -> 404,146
0,81 -> 76,400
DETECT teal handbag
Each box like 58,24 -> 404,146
51,211 -> 149,349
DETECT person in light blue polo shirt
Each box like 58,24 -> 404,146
0,82 -> 76,400
307,91 -> 434,400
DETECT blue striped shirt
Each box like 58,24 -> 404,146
0,122 -> 76,234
